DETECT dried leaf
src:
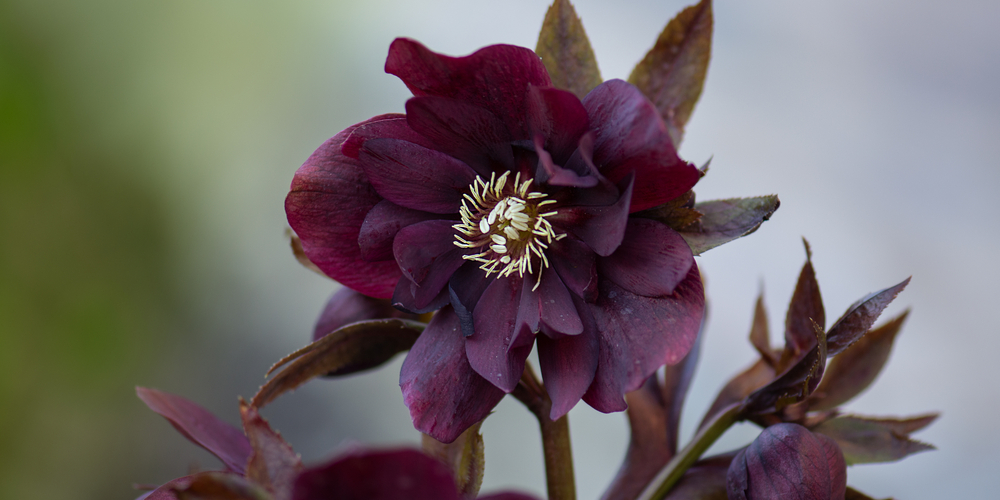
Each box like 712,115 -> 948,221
628,0 -> 713,147
781,239 -> 824,363
252,319 -> 425,408
811,414 -> 937,465
173,472 -> 271,500
740,322 -> 827,416
240,402 -> 302,500
699,358 -> 774,430
634,190 -> 702,231
826,278 -> 910,356
747,291 -> 778,367
421,420 -> 486,498
809,311 -> 909,411
288,230 -> 328,279
678,196 -> 779,255
535,0 -> 603,99
137,387 -> 253,475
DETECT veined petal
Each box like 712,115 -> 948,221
400,308 -> 506,444
286,121 -> 403,298
358,199 -> 438,262
341,113 -> 437,159
534,135 -> 598,188
549,173 -> 634,256
385,38 -> 552,138
537,317 -> 598,420
406,96 -> 513,176
583,264 -> 704,412
535,270 -> 583,336
359,138 -> 477,214
448,262 -> 493,337
393,220 -> 466,310
583,79 -> 700,212
598,218 -> 694,297
467,276 -> 535,392
549,235 -> 598,302
292,448 -> 460,500
526,86 -> 590,163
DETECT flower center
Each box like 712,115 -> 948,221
453,171 -> 563,289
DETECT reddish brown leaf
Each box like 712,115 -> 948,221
740,322 -> 826,416
535,0 -> 603,99
809,311 -> 909,411
240,401 -> 302,500
782,239 -> 824,362
628,0 -> 713,147
699,359 -> 775,430
634,190 -> 702,232
421,420 -> 486,498
252,319 -> 425,408
678,196 -> 779,255
811,414 -> 937,465
137,387 -> 253,475
747,291 -> 778,367
826,278 -> 910,356
173,472 -> 271,500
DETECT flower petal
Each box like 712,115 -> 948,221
535,270 -> 583,336
583,79 -> 700,212
448,263 -> 493,337
341,113 -> 437,159
534,135 -> 598,188
406,96 -> 514,176
582,264 -> 704,412
549,235 -> 598,302
467,276 -> 535,392
598,218 -> 694,297
286,122 -> 402,298
400,307 -> 506,443
726,424 -> 846,500
537,318 -> 598,420
385,38 -> 552,138
291,448 -> 460,500
359,138 -> 477,214
358,199 -> 439,262
550,173 -> 634,256
393,220 -> 466,311
526,86 -> 590,163
313,287 -> 415,341
392,278 -> 451,314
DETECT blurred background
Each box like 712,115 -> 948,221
1,0 -> 997,498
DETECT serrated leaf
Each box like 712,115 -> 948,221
748,291 -> 778,367
628,0 -> 712,147
173,472 -> 272,500
811,414 -> 937,465
678,196 -> 779,255
421,420 -> 486,498
240,401 -> 302,500
810,311 -> 909,411
536,0 -> 603,99
634,190 -> 702,231
251,319 -> 425,408
740,322 -> 827,416
781,239 -> 824,363
826,278 -> 910,356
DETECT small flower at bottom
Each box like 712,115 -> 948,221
286,38 -> 706,442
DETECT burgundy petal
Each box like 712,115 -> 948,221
358,199 -> 439,262
291,448 -> 460,500
583,79 -> 700,212
549,235 -> 598,302
534,135 -> 598,188
342,114 -> 438,159
537,324 -> 598,420
385,38 -> 552,138
535,270 -> 584,336
582,264 -> 704,413
448,262 -> 492,337
393,220 -> 467,310
313,287 -> 415,341
598,218 -> 694,297
400,307 -> 506,443
467,276 -> 535,392
359,138 -> 477,214
550,174 -> 634,256
727,424 -> 847,500
406,96 -> 514,176
392,277 -> 451,314
136,475 -> 194,500
136,387 -> 252,475
286,121 -> 402,298
526,85 -> 590,162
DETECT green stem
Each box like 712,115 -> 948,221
511,363 -> 576,500
636,403 -> 742,500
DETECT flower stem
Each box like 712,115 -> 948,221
636,403 -> 742,500
511,363 -> 576,500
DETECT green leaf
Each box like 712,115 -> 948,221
826,278 -> 910,356
678,196 -> 780,255
628,0 -> 713,147
421,419 -> 486,498
536,0 -> 603,100
251,319 -> 425,408
811,414 -> 937,465
810,311 -> 909,411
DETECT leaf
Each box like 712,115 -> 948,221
288,230 -> 328,279
634,190 -> 702,232
535,0 -> 603,100
748,291 -> 778,367
740,322 -> 826,416
291,448 -> 461,500
136,387 -> 253,475
421,420 -> 486,498
844,486 -> 894,500
240,401 -> 302,500
678,196 -> 779,255
811,414 -> 937,465
628,0 -> 713,147
173,472 -> 272,500
312,287 -> 419,342
809,311 -> 909,411
698,358 -> 774,430
251,319 -> 425,408
602,331 -> 702,500
660,453 -> 732,500
781,239 -> 824,363
826,278 -> 910,356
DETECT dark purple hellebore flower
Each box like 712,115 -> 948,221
286,38 -> 705,442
